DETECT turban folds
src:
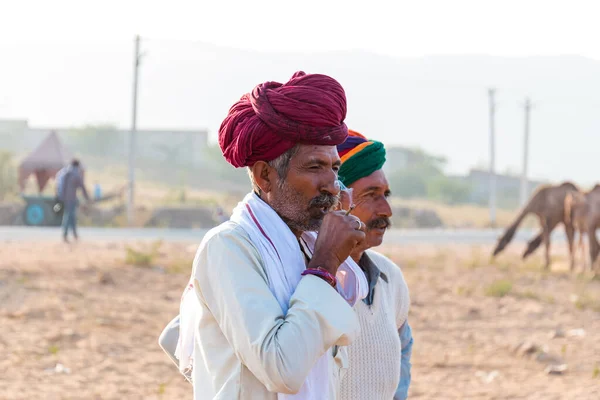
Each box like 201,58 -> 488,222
218,71 -> 349,168
337,130 -> 386,187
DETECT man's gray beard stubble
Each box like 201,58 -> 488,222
269,181 -> 322,232
269,179 -> 338,233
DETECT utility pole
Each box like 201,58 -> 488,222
520,97 -> 532,207
127,35 -> 142,226
488,88 -> 497,228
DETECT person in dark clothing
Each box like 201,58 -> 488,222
60,159 -> 89,242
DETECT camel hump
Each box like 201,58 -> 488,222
560,181 -> 579,191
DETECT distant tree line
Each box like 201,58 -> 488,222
62,125 -> 522,209
387,151 -> 472,205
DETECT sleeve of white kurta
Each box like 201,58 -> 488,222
194,227 -> 361,394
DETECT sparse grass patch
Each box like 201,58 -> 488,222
467,343 -> 476,354
125,240 -> 163,267
167,258 -> 193,274
484,279 -> 513,298
575,272 -> 600,284
514,289 -> 541,301
125,247 -> 155,266
593,363 -> 599,379
543,295 -> 556,304
492,258 -> 513,271
158,382 -> 167,395
466,248 -> 486,269
521,257 -> 544,271
573,292 -> 600,312
455,286 -> 474,297
48,345 -> 60,355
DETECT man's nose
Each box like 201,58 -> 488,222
378,197 -> 393,218
321,171 -> 341,197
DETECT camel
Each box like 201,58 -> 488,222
564,184 -> 600,272
492,182 -> 580,270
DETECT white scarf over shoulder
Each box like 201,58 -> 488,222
176,192 -> 368,399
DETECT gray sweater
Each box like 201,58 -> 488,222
62,167 -> 89,206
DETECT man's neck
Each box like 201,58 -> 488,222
351,241 -> 372,263
351,250 -> 365,264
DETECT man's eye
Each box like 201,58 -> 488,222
332,166 -> 340,172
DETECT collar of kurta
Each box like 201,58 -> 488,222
359,253 -> 388,306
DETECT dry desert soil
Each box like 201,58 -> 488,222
1,238 -> 599,399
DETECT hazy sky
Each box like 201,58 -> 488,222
3,0 -> 600,184
4,0 -> 599,59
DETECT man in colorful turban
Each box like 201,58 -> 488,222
337,130 -> 413,400
163,72 -> 370,400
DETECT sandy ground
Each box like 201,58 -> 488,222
1,237 -> 599,399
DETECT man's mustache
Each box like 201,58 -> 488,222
367,217 -> 392,230
309,193 -> 338,210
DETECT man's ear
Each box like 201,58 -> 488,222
250,161 -> 273,194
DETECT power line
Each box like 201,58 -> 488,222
488,88 -> 497,228
520,97 -> 533,206
127,34 -> 142,226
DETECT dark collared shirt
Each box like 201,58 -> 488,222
359,252 -> 388,306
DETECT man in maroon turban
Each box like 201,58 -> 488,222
164,72 -> 371,400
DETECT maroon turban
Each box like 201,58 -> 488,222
218,71 -> 349,168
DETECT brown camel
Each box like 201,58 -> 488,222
564,184 -> 600,272
492,182 -> 580,270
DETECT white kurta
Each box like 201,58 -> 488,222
190,221 -> 360,399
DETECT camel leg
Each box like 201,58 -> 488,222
589,225 -> 599,273
565,223 -> 575,271
579,231 -> 588,271
541,217 -> 558,270
543,228 -> 551,270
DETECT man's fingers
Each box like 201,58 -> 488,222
347,216 -> 365,231
353,230 -> 366,244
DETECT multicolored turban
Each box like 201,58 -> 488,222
337,130 -> 386,187
218,71 -> 349,168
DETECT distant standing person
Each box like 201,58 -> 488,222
93,181 -> 102,201
59,159 -> 89,242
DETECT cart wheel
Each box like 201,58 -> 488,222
24,203 -> 48,226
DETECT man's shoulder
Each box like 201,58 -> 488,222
198,220 -> 252,252
192,220 -> 267,281
365,249 -> 405,282
194,221 -> 262,266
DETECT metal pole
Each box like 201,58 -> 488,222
488,88 -> 497,228
520,97 -> 531,206
127,35 -> 141,226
